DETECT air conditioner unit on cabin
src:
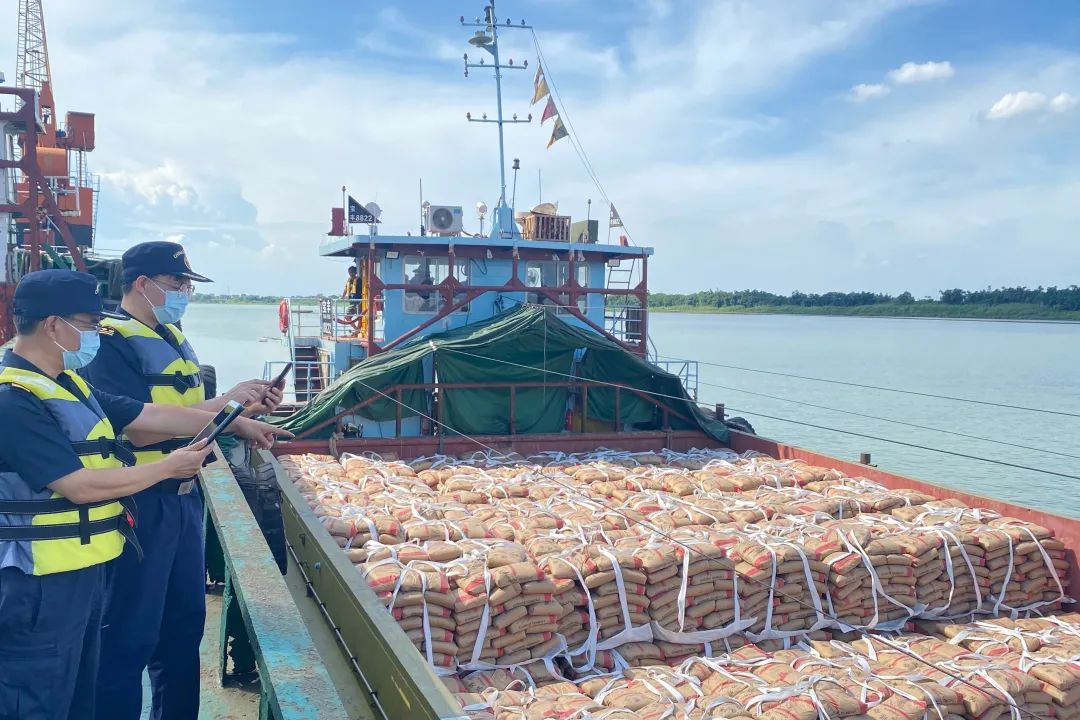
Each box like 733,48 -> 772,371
425,205 -> 463,236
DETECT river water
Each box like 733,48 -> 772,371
185,303 -> 1080,516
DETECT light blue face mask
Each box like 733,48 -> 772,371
54,319 -> 101,371
145,280 -> 190,325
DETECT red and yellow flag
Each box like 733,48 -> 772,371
532,77 -> 549,105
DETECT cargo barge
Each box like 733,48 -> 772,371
4,3 -> 1080,720
237,423 -> 1080,720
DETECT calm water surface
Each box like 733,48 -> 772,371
185,304 -> 1080,516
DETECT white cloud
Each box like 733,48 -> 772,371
102,163 -> 198,207
985,89 -> 1077,119
987,91 -> 1048,119
850,83 -> 891,102
887,60 -> 955,84
1049,92 -> 1078,113
849,59 -> 951,106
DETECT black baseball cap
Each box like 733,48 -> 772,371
120,241 -> 213,284
12,270 -> 124,319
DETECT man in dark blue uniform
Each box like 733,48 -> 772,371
82,241 -> 284,720
0,269 -> 288,720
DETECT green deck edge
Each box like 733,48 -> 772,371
199,455 -> 351,720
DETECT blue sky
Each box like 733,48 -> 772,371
4,0 -> 1080,295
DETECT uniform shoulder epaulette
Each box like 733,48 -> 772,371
99,326 -> 116,337
0,380 -> 36,396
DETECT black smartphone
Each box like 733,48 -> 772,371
265,362 -> 293,397
189,400 -> 245,447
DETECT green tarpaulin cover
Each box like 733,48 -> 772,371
273,306 -> 728,443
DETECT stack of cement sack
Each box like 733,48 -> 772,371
812,518 -> 928,629
917,614 -> 1080,719
450,625 -> 1080,720
838,633 -> 1053,720
361,548 -> 459,668
350,540 -> 569,670
538,539 -> 658,650
522,533 -> 593,651
647,531 -> 738,641
447,543 -> 565,669
894,502 -> 1068,615
278,449 -> 1069,675
727,531 -> 832,637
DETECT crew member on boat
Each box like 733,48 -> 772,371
407,264 -> 435,312
342,264 -> 362,317
81,241 -> 287,720
0,269 -> 288,720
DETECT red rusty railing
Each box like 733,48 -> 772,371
290,379 -> 693,442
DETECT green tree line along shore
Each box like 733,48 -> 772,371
626,286 -> 1080,321
194,286 -> 1080,321
194,294 -> 312,305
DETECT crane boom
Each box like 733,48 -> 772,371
15,0 -> 51,94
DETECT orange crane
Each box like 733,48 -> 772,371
14,0 -> 98,252
1,0 -> 98,342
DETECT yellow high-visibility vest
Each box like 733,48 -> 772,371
102,316 -> 205,407
101,316 -> 207,465
0,366 -> 134,576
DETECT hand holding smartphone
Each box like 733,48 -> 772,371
257,362 -> 292,408
267,362 -> 293,392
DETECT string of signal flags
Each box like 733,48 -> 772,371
530,63 -> 623,231
531,64 -> 567,148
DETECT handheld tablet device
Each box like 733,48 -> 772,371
189,400 -> 246,447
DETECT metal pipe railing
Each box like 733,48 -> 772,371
651,358 -> 700,400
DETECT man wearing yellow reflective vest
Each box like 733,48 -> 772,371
81,241 -> 285,720
0,269 -> 291,720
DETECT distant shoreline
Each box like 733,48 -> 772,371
646,303 -> 1080,323
191,298 -> 1080,324
192,298 -> 309,306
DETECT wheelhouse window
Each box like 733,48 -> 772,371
403,256 -> 469,314
525,260 -> 588,314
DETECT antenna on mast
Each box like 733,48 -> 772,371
510,157 -> 520,209
462,1 -> 532,239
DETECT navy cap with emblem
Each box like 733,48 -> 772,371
120,241 -> 213,284
12,269 -> 125,319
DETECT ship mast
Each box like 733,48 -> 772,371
462,1 -> 532,239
